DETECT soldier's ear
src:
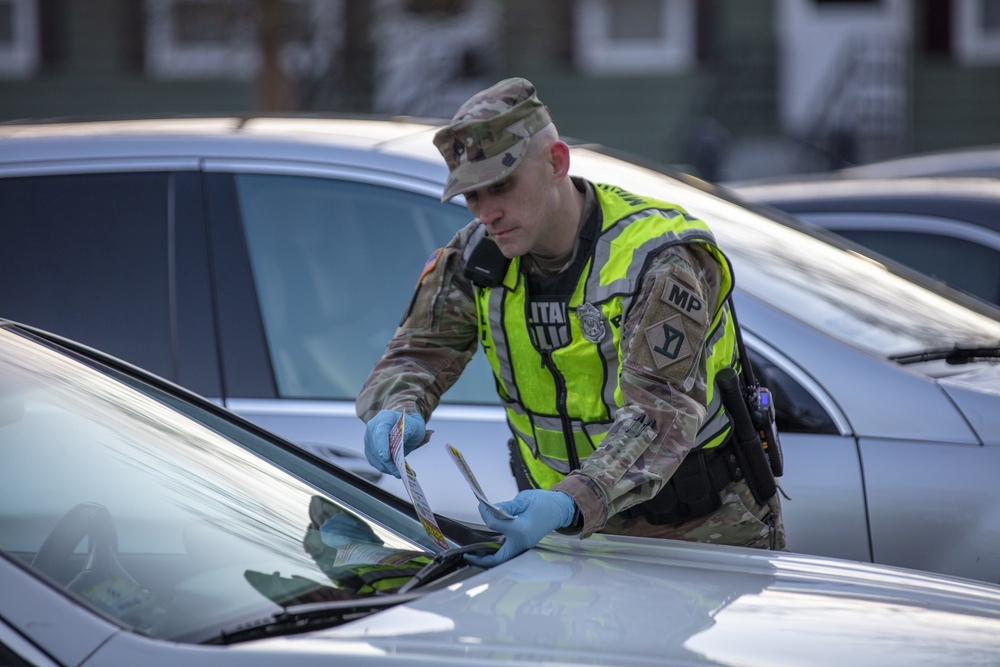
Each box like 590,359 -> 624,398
549,140 -> 571,181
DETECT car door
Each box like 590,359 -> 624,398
200,160 -> 520,522
737,318 -> 871,565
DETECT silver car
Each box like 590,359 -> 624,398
4,318 -> 1000,666
1,118 -> 999,584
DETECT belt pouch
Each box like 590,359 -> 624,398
639,483 -> 680,525
673,450 -> 721,518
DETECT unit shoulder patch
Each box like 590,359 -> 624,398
643,314 -> 692,370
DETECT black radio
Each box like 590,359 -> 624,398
748,385 -> 783,478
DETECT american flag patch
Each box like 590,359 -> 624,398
418,248 -> 443,283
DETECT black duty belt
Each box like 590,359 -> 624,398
623,443 -> 743,526
508,436 -> 744,526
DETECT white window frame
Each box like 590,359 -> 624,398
954,0 -> 1000,65
144,0 -> 341,80
0,0 -> 38,79
574,0 -> 695,76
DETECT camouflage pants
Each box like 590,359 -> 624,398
603,478 -> 787,551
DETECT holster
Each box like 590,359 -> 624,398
717,367 -> 777,505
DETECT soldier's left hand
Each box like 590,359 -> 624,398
464,490 -> 575,567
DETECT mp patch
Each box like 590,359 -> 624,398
661,276 -> 707,324
643,314 -> 691,369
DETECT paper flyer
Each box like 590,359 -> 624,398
402,461 -> 448,550
446,443 -> 514,519
389,413 -> 448,551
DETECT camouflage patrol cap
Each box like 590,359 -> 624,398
433,77 -> 553,202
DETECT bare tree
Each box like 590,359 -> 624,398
255,0 -> 296,112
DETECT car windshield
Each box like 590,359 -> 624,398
0,327 -> 444,643
569,150 -> 1000,360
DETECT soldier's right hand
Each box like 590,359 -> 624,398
363,409 -> 426,477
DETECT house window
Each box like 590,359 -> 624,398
955,0 -> 1000,64
144,0 -> 341,79
574,0 -> 695,75
0,0 -> 38,78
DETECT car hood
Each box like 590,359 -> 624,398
257,534 -> 1000,666
938,364 -> 1000,446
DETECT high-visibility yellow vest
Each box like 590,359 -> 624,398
475,183 -> 739,490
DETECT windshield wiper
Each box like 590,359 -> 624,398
396,540 -> 502,594
207,592 -> 424,644
207,541 -> 501,644
890,344 -> 1000,366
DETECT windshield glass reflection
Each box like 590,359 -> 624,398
0,330 -> 428,641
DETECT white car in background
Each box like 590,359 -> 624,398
1,117 -> 999,584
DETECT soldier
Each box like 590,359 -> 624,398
357,77 -> 785,567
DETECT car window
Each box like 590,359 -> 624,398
746,350 -> 837,435
0,170 -> 219,396
0,173 -> 173,377
234,174 -> 496,402
835,229 -> 1000,306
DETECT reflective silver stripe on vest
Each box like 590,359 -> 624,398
695,391 -> 728,446
587,209 -> 714,309
506,404 -> 564,432
511,418 -> 583,475
595,318 -> 620,415
487,285 -> 518,402
506,408 -> 594,475
705,306 -> 729,355
695,306 -> 736,447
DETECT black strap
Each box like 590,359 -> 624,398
727,296 -> 759,397
624,444 -> 742,526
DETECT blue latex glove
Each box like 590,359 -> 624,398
464,490 -> 576,568
319,513 -> 383,548
363,410 -> 425,477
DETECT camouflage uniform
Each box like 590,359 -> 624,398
357,78 -> 785,551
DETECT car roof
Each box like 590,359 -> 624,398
0,116 -> 452,180
840,145 -> 1000,179
730,176 -> 1000,203
729,176 -> 1000,234
0,115 -> 442,145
